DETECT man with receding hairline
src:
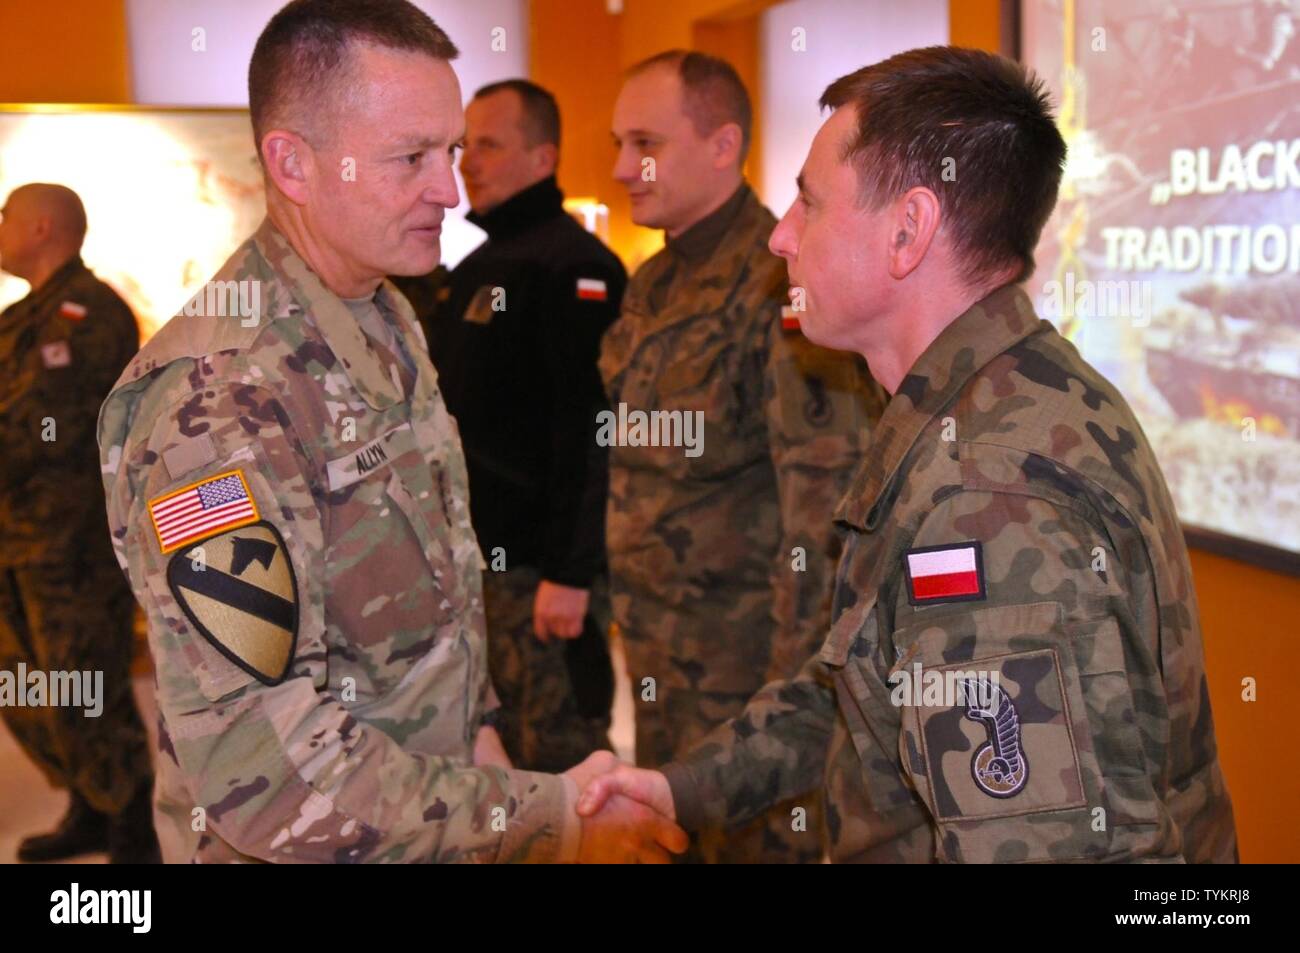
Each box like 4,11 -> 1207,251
0,182 -> 157,863
602,49 -> 883,863
97,0 -> 684,863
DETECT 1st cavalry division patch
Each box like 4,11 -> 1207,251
165,521 -> 298,685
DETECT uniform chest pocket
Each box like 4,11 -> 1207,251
611,314 -> 764,480
320,432 -> 469,701
381,467 -> 465,614
893,602 -> 1159,863
653,316 -> 743,413
324,423 -> 462,594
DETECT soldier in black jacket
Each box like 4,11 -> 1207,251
400,80 -> 626,771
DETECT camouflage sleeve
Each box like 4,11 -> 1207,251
892,485 -> 1183,862
761,318 -> 882,681
660,654 -> 837,832
2,296 -> 138,489
109,379 -> 580,863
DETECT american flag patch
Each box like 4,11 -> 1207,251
148,470 -> 259,554
904,542 -> 986,605
59,301 -> 87,321
576,278 -> 607,301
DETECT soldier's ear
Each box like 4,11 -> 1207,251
30,211 -> 53,243
710,122 -> 743,172
531,142 -> 559,178
887,186 -> 941,281
261,129 -> 312,206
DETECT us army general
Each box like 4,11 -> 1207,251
98,0 -> 683,864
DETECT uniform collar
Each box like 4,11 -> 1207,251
12,254 -> 87,316
252,217 -> 403,412
835,283 -> 1045,530
465,175 -> 565,241
666,182 -> 751,263
621,182 -> 775,335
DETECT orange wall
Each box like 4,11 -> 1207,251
530,0 -> 633,260
949,0 -> 1003,53
0,0 -> 130,102
618,0 -> 769,64
529,1 -> 623,200
1190,549 -> 1300,862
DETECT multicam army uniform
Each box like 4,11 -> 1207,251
661,285 -> 1239,863
0,255 -> 152,817
599,184 -> 884,862
98,219 -> 580,863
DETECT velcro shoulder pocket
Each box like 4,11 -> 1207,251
893,602 -> 1158,862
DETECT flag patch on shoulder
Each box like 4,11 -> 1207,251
148,470 -> 259,554
904,542 -> 985,605
576,277 -> 607,301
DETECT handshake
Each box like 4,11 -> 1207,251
563,751 -> 689,863
472,722 -> 685,861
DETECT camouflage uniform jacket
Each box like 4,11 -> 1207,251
0,256 -> 138,566
599,184 -> 882,692
98,219 -> 579,863
662,284 -> 1238,863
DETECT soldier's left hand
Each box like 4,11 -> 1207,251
533,580 -> 590,642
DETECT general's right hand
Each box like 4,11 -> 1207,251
564,753 -> 687,862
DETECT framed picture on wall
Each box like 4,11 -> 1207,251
1019,0 -> 1300,575
0,104 -> 266,342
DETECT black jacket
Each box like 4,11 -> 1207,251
421,177 -> 626,587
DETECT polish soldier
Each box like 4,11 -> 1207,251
581,46 -> 1238,865
0,182 -> 158,863
603,50 -> 884,862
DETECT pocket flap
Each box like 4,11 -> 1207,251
818,590 -> 878,668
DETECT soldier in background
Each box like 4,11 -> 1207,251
418,79 -> 624,772
602,50 -> 883,863
581,46 -> 1238,864
97,0 -> 682,863
388,264 -> 448,332
0,183 -> 159,863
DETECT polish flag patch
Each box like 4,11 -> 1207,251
59,301 -> 87,321
781,305 -> 800,330
576,278 -> 607,301
904,542 -> 986,605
